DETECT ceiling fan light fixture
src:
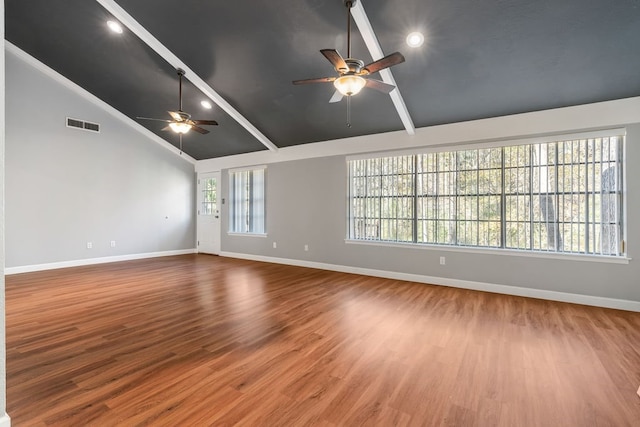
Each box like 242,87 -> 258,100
334,75 -> 366,96
169,122 -> 191,134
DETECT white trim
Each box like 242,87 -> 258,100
622,135 -> 629,257
219,251 -> 640,312
4,249 -> 197,275
0,414 -> 10,427
344,239 -> 631,264
95,0 -> 278,153
227,164 -> 267,174
196,97 -> 640,172
226,233 -> 268,238
345,127 -> 628,161
347,148 -> 416,162
350,1 -> 415,135
4,42 -> 197,164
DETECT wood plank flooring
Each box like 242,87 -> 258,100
5,254 -> 640,426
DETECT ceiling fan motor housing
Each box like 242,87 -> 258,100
176,111 -> 191,121
291,0 -> 403,101
345,58 -> 365,75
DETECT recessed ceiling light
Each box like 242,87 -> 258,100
406,32 -> 424,48
107,20 -> 123,34
201,100 -> 213,109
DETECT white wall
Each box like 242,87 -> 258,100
200,97 -> 640,311
4,47 -> 197,270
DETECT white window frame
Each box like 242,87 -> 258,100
347,130 -> 627,260
228,165 -> 266,236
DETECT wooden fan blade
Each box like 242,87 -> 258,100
363,52 -> 405,75
320,49 -> 348,72
365,79 -> 396,94
329,90 -> 344,103
168,111 -> 182,121
190,125 -> 210,135
137,116 -> 172,123
292,76 -> 337,85
191,119 -> 218,126
168,111 -> 189,121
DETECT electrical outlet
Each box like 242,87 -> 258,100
304,244 -> 309,251
87,242 -> 93,249
439,256 -> 446,265
110,240 -> 116,248
273,242 -> 277,249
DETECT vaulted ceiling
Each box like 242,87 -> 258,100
6,0 -> 640,160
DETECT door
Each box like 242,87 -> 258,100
197,172 -> 221,254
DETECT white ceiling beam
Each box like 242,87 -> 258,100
351,1 -> 416,135
95,0 -> 278,152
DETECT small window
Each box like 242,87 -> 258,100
200,177 -> 217,215
229,166 -> 266,234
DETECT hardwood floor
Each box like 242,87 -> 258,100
5,254 -> 640,426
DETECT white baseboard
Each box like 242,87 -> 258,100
0,413 -> 11,427
4,249 -> 197,275
220,251 -> 640,312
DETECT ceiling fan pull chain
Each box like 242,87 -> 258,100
347,96 -> 352,128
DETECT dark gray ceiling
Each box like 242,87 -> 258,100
6,0 -> 640,160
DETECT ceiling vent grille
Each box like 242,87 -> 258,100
66,117 -> 100,133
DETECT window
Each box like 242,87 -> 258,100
200,177 -> 217,215
348,133 -> 624,257
229,166 -> 266,234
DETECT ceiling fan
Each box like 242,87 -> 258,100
137,68 -> 218,135
292,0 -> 405,104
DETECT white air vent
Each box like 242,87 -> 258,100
66,117 -> 100,133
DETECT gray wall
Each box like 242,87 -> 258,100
1,2 -> 7,421
5,49 -> 196,269
222,127 -> 640,304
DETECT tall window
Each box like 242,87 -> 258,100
229,166 -> 266,234
349,134 -> 624,257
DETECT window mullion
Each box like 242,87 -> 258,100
529,145 -> 534,251
500,147 -> 506,249
476,158 -> 480,246
585,139 -> 590,254
435,153 -> 440,244
555,143 -> 561,252
454,151 -> 459,246
413,155 -> 418,243
617,138 -> 624,255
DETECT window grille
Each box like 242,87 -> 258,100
229,167 -> 266,234
348,134 -> 624,257
200,177 -> 217,215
